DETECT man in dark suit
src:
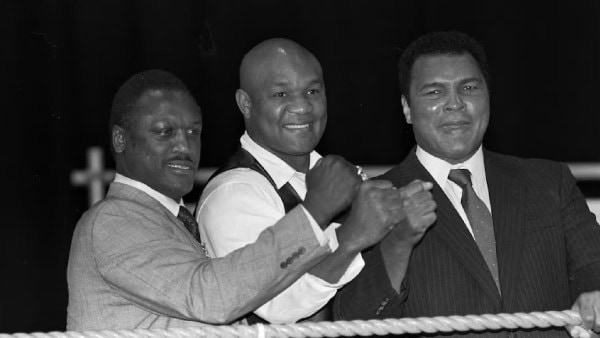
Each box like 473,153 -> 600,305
333,31 -> 600,337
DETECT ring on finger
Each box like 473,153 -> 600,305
355,165 -> 368,181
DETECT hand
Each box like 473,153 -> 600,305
386,179 -> 437,249
567,291 -> 600,338
303,155 -> 361,226
336,180 -> 406,253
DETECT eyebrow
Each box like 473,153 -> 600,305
419,77 -> 482,90
270,78 -> 323,88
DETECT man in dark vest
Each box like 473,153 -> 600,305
195,38 -> 437,323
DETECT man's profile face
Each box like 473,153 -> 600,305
402,53 -> 490,164
119,89 -> 202,200
246,54 -> 327,164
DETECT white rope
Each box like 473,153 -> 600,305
0,310 -> 587,338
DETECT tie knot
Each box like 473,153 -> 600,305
448,168 -> 473,188
177,206 -> 195,223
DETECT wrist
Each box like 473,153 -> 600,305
381,234 -> 414,256
335,220 -> 365,255
302,200 -> 332,228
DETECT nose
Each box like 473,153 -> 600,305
287,93 -> 313,114
444,90 -> 466,112
172,129 -> 190,154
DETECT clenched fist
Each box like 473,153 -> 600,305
336,180 -> 406,253
303,155 -> 362,227
387,179 -> 437,248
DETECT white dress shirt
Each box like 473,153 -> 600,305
197,132 -> 365,323
114,173 -> 182,216
415,145 -> 492,236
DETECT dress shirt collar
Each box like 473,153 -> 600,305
415,145 -> 486,190
240,132 -> 322,189
114,173 -> 182,217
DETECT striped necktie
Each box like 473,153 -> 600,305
448,169 -> 500,292
177,206 -> 209,257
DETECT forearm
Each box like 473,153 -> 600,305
99,207 -> 329,324
333,245 -> 406,320
253,220 -> 365,322
309,244 -> 360,283
380,234 -> 414,292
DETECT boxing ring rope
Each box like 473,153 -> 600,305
0,310 -> 590,338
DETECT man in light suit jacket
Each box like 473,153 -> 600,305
66,69 -> 367,331
334,31 -> 600,337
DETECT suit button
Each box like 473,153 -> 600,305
286,257 -> 293,265
280,262 -> 287,269
292,251 -> 299,259
298,247 -> 306,254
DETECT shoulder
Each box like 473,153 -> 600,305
199,168 -> 282,211
375,151 -> 425,185
207,168 -> 273,190
485,150 -> 568,181
85,192 -> 174,245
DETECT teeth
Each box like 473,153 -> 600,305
285,124 -> 309,129
168,164 -> 190,170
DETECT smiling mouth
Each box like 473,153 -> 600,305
283,123 -> 311,130
166,162 -> 194,172
441,121 -> 471,129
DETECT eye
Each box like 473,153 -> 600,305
307,89 -> 320,95
186,128 -> 201,136
462,85 -> 476,91
157,128 -> 173,137
274,92 -> 287,98
425,89 -> 442,95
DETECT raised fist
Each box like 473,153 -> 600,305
336,180 -> 406,253
388,179 -> 437,248
303,155 -> 361,227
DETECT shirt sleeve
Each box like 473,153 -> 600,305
197,171 -> 362,323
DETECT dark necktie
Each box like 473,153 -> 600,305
177,206 -> 209,257
448,169 -> 500,292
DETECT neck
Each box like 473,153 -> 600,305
280,154 -> 310,173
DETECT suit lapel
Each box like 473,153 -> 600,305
484,151 -> 526,311
385,150 -> 502,306
107,182 -> 194,243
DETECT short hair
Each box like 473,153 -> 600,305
109,69 -> 194,132
398,31 -> 490,102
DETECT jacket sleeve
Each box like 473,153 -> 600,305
93,202 -> 330,324
333,245 -> 407,320
557,163 -> 600,297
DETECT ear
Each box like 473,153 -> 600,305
401,95 -> 412,124
235,89 -> 252,119
112,125 -> 127,153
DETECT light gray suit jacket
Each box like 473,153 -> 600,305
67,182 -> 329,331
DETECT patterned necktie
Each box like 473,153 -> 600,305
177,206 -> 209,257
448,169 -> 500,292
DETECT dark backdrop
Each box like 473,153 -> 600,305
3,0 -> 599,333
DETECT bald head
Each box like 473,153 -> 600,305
235,38 -> 327,173
239,38 -> 322,95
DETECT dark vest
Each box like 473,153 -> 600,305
205,147 -> 302,213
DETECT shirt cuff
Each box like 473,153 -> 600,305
314,222 -> 366,288
299,205 -> 330,248
255,274 -> 335,323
